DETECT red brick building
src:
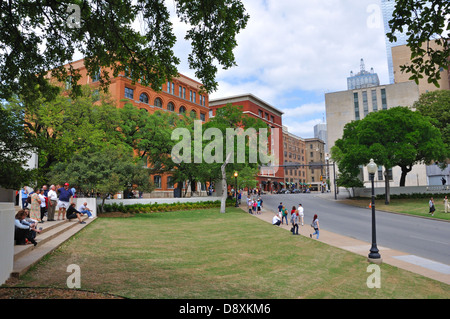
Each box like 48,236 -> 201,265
209,94 -> 285,192
54,58 -> 211,197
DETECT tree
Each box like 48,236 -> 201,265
203,104 -> 270,212
0,0 -> 249,102
49,145 -> 155,212
332,107 -> 447,202
387,0 -> 450,87
413,90 -> 450,148
0,103 -> 35,189
7,86 -> 120,185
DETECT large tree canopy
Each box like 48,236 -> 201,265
413,89 -> 450,147
332,106 -> 448,187
0,0 -> 249,102
387,0 -> 450,87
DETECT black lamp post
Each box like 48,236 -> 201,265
234,171 -> 239,207
367,159 -> 382,263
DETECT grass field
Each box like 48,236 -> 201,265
10,208 -> 450,299
340,197 -> 450,221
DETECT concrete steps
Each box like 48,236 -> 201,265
11,215 -> 95,278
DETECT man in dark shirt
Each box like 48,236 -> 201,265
66,203 -> 86,224
57,183 -> 73,220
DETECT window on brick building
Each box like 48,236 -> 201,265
167,176 -> 175,189
139,93 -> 149,104
154,97 -> 163,108
125,87 -> 134,99
154,176 -> 161,189
179,106 -> 186,114
167,102 -> 175,112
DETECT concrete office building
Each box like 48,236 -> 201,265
325,75 -> 427,188
392,40 -> 450,94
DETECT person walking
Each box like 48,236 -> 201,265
291,207 -> 299,235
444,196 -> 449,214
310,214 -> 319,239
429,197 -> 435,216
281,206 -> 288,225
21,187 -> 29,209
298,203 -> 304,226
247,196 -> 253,214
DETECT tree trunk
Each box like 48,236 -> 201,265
100,193 -> 110,213
220,153 -> 232,213
399,165 -> 412,187
384,170 -> 390,205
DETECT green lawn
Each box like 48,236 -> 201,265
340,197 -> 450,221
12,208 -> 450,299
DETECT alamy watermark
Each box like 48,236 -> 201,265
66,4 -> 81,29
66,264 -> 81,289
366,4 -> 382,29
366,264 -> 381,289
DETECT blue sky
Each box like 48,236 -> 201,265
167,0 -> 391,138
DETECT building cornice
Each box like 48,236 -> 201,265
209,93 -> 284,116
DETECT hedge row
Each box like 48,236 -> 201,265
100,199 -> 236,214
374,192 -> 449,200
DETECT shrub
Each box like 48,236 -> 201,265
101,199 -> 236,215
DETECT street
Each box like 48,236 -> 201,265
259,193 -> 450,266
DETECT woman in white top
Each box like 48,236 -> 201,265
38,189 -> 47,222
310,214 -> 319,239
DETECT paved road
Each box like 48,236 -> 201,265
259,193 -> 450,266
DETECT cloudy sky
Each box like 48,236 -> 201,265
166,0 -> 391,138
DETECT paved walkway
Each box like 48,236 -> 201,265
242,199 -> 450,286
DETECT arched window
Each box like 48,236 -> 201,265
154,97 -> 163,108
190,110 -> 197,119
179,106 -> 186,114
167,102 -> 175,112
139,93 -> 149,104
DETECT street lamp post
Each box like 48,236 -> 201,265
234,171 -> 239,207
367,159 -> 382,264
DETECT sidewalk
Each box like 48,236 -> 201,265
243,204 -> 450,285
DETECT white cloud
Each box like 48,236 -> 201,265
167,0 -> 390,137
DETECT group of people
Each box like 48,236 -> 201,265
429,196 -> 450,216
15,183 -> 93,246
272,202 -> 319,239
246,195 -> 263,214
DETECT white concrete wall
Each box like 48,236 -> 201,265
0,203 -> 15,285
353,185 -> 450,197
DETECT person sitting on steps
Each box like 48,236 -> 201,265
66,203 -> 86,224
14,210 -> 41,246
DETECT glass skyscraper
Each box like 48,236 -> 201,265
381,0 -> 408,84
